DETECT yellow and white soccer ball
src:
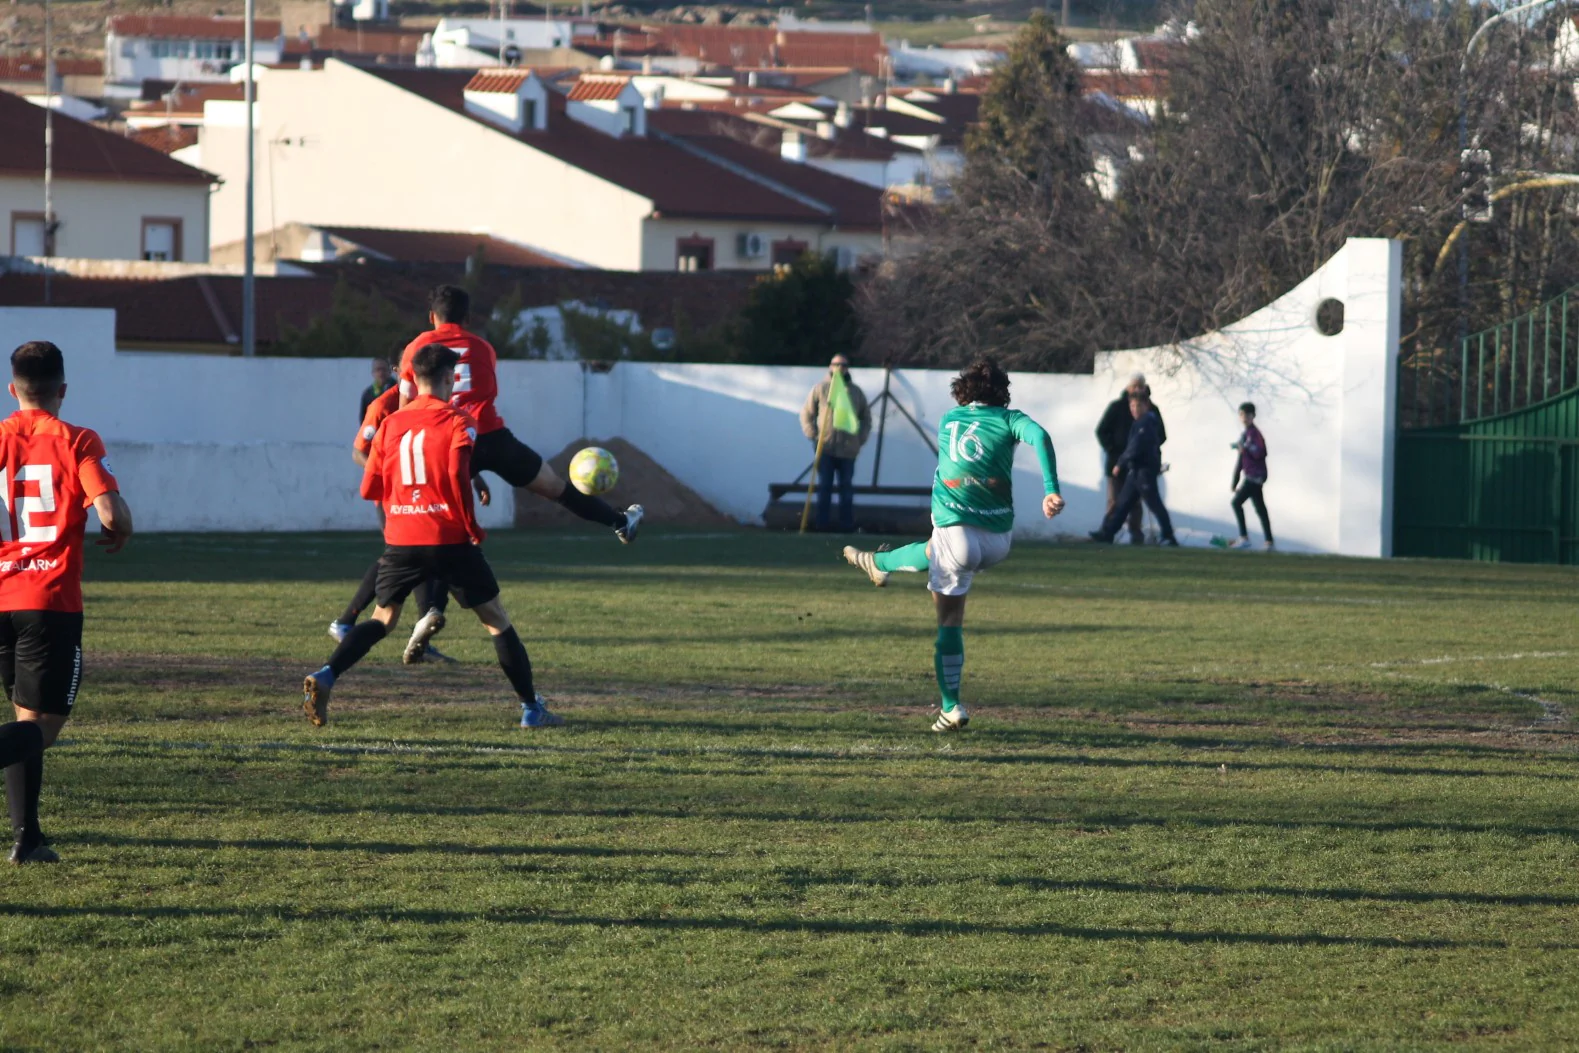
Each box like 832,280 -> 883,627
568,446 -> 620,496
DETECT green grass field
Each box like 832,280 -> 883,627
2,530 -> 1577,1050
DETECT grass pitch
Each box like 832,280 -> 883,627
2,530 -> 1577,1050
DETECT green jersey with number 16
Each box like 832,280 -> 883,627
931,403 -> 1060,532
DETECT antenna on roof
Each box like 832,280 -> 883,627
242,0 -> 256,357
43,0 -> 56,305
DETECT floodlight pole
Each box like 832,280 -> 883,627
42,0 -> 54,304
242,0 -> 257,357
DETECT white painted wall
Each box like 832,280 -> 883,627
641,218 -> 883,271
0,174 -> 211,262
0,238 -> 1399,555
106,31 -> 283,88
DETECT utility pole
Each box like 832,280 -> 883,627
243,0 -> 256,357
43,0 -> 55,305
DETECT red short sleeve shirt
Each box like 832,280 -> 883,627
361,396 -> 482,546
0,410 -> 119,612
398,324 -> 504,435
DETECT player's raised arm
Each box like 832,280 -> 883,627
92,492 -> 134,554
359,431 -> 385,501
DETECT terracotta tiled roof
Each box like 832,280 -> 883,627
366,67 -> 851,225
315,227 -> 570,267
465,69 -> 534,94
126,125 -> 200,154
1081,70 -> 1168,99
128,82 -> 246,116
0,89 -> 215,184
0,56 -> 102,81
566,77 -> 629,101
283,26 -> 426,56
646,25 -> 887,75
109,15 -> 282,40
1131,40 -> 1185,71
670,134 -> 885,230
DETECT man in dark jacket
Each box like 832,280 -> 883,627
359,358 -> 394,421
1096,373 -> 1165,544
1090,391 -> 1177,546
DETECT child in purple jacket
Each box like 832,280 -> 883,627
1228,402 -> 1273,550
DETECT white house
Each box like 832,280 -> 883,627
106,15 -> 284,94
0,90 -> 215,262
197,61 -> 887,271
431,17 -> 580,67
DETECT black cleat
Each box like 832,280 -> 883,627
9,841 -> 59,865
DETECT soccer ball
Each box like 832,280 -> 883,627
568,446 -> 619,496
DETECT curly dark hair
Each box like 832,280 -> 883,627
950,356 -> 1011,407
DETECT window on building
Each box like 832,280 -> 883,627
120,40 -> 136,58
771,239 -> 809,266
141,218 -> 182,262
217,42 -> 233,60
10,213 -> 46,257
622,106 -> 638,134
521,99 -> 538,129
676,238 -> 714,273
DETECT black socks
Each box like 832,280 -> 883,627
493,627 -> 536,702
0,721 -> 46,847
412,576 -> 451,616
556,483 -> 624,529
328,619 -> 389,676
340,560 -> 381,625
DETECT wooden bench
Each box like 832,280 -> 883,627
763,483 -> 932,534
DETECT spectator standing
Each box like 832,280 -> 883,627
1090,391 -> 1177,546
1096,373 -> 1166,544
359,358 -> 394,421
1228,402 -> 1273,550
800,354 -> 872,532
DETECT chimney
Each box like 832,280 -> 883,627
747,70 -> 759,87
781,129 -> 808,163
834,100 -> 852,128
815,120 -> 835,140
943,76 -> 957,94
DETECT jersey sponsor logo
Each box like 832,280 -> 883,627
388,502 -> 452,516
100,458 -> 115,476
0,556 -> 61,573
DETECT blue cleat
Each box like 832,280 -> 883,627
519,694 -> 564,728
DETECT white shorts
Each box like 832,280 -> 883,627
928,524 -> 1013,597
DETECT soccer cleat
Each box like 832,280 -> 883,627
1227,537 -> 1251,549
931,705 -> 970,733
424,643 -> 458,664
842,546 -> 889,587
302,670 -> 332,727
1263,540 -> 1276,551
1087,530 -> 1114,544
9,841 -> 59,864
403,607 -> 447,665
519,694 -> 565,728
616,504 -> 644,544
1161,537 -> 1180,547
328,620 -> 352,643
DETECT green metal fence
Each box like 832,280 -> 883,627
1395,282 -> 1579,563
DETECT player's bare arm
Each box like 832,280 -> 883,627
93,492 -> 133,554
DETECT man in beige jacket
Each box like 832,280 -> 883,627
800,354 -> 873,532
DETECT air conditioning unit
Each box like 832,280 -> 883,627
736,232 -> 767,259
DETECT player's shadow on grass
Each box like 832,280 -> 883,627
0,902 -> 1562,951
69,832 -> 691,859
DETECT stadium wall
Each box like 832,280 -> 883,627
0,237 -> 1399,556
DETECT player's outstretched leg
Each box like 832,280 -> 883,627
330,559 -> 381,641
303,613 -> 395,727
555,482 -> 643,544
0,720 -> 53,863
842,540 -> 928,587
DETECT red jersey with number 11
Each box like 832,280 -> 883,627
0,409 -> 119,613
361,395 -> 482,546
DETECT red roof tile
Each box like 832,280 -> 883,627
0,56 -> 102,81
126,125 -> 200,154
566,77 -> 630,102
1081,70 -> 1168,99
282,25 -> 426,56
0,89 -> 215,184
128,82 -> 246,116
465,69 -> 534,94
109,15 -> 282,40
315,227 -> 570,267
646,25 -> 887,75
669,134 -> 885,230
1131,40 -> 1185,71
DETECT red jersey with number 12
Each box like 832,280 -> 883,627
361,396 -> 482,546
398,323 -> 504,435
0,410 -> 120,613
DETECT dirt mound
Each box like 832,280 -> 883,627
512,437 -> 735,529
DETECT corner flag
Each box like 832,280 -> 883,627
828,371 -> 860,435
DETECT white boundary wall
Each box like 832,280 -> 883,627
0,237 -> 1400,556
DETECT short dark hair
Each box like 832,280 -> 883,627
11,341 -> 64,398
411,343 -> 459,385
1239,402 -> 1256,416
950,355 -> 1011,407
429,285 -> 470,325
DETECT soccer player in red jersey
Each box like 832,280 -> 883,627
397,285 -> 644,543
327,384 -> 485,664
0,341 -> 134,863
303,343 -> 561,728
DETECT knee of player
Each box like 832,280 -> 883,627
473,597 -> 512,633
371,604 -> 402,630
528,463 -> 565,498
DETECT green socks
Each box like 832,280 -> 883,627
934,626 -> 964,712
874,542 -> 929,574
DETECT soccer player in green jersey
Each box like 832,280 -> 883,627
842,357 -> 1064,731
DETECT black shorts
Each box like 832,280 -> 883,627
375,544 -> 499,610
473,427 -> 544,488
0,611 -> 84,717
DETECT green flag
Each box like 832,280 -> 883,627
828,371 -> 860,436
